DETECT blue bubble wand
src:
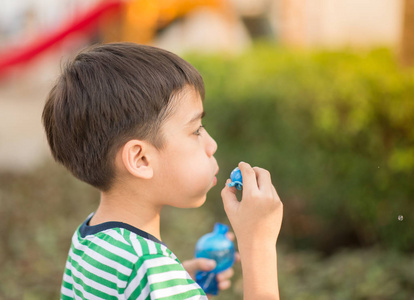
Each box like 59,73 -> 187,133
228,167 -> 243,190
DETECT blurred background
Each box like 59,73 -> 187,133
0,0 -> 413,299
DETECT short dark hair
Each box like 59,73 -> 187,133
42,42 -> 204,191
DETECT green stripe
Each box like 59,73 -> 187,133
63,227 -> 205,299
157,287 -> 206,300
123,229 -> 131,242
96,232 -> 137,255
76,229 -> 135,258
70,247 -> 130,282
62,277 -> 73,290
70,269 -> 117,299
61,294 -> 73,300
147,263 -> 184,275
72,285 -> 85,299
64,265 -> 72,276
138,237 -> 150,254
127,262 -> 150,299
69,258 -> 118,290
150,278 -> 197,290
155,243 -> 163,253
76,236 -> 135,268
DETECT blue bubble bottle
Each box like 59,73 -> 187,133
228,167 -> 243,190
195,223 -> 236,295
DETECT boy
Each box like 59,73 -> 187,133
42,43 -> 283,299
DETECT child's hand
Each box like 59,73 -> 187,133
183,232 -> 240,296
182,257 -> 235,293
221,162 -> 283,247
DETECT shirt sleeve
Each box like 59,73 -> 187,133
124,254 -> 208,299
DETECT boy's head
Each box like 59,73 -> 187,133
42,43 -> 205,191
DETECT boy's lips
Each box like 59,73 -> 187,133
212,167 -> 219,186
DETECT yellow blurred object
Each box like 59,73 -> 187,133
104,0 -> 232,44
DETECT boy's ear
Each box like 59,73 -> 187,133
121,140 -> 154,179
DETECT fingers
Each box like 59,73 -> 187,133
221,179 -> 239,216
253,167 -> 271,188
217,268 -> 234,291
182,258 -> 216,276
238,162 -> 274,192
253,166 -> 274,196
218,279 -> 231,291
238,162 -> 258,192
225,231 -> 235,241
195,258 -> 216,272
271,184 -> 280,202
234,251 -> 241,263
239,162 -> 278,204
223,163 -> 279,210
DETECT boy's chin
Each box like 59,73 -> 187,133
189,195 -> 208,208
175,195 -> 208,209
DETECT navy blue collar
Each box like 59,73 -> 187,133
79,214 -> 165,246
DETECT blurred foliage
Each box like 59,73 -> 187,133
186,43 -> 414,253
0,163 -> 99,299
1,44 -> 414,298
278,246 -> 414,299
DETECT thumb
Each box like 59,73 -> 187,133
182,258 -> 216,274
221,179 -> 239,216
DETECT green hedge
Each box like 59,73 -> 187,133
277,247 -> 414,299
185,44 -> 414,252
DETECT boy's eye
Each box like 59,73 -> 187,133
194,125 -> 204,136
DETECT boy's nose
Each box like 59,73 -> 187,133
205,132 -> 217,157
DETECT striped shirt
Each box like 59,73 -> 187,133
61,214 -> 207,299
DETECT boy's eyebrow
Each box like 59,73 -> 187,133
186,111 -> 206,125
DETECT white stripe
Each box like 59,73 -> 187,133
147,240 -> 157,255
69,248 -> 128,288
70,263 -> 121,298
137,283 -> 150,300
150,282 -> 204,299
148,270 -> 190,283
124,263 -> 148,298
104,230 -> 129,245
61,286 -> 73,297
89,237 -> 137,263
73,233 -> 132,276
130,234 -> 143,257
71,279 -> 106,300
145,256 -> 179,269
72,231 -> 82,247
160,244 -> 169,257
74,230 -> 137,263
124,257 -> 182,296
65,260 -> 73,275
63,273 -> 74,286
164,246 -> 178,260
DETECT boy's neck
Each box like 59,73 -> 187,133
89,189 -> 163,241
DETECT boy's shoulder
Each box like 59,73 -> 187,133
63,215 -> 208,299
73,214 -> 178,264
